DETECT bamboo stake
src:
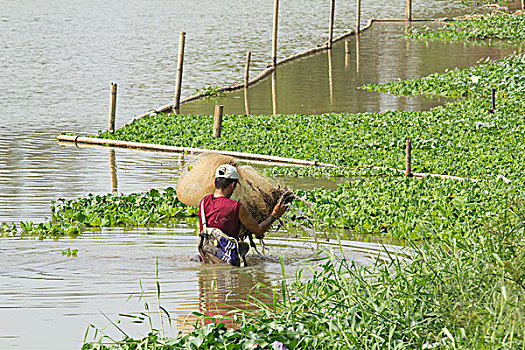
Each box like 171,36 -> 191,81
328,0 -> 335,49
108,82 -> 117,132
328,50 -> 334,105
244,51 -> 251,88
522,0 -> 524,11
213,105 -> 224,138
490,88 -> 496,113
406,0 -> 412,21
272,0 -> 279,67
406,137 -> 412,177
173,31 -> 186,113
272,71 -> 277,115
244,87 -> 250,115
356,0 -> 361,33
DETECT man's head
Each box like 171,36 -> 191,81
214,164 -> 239,192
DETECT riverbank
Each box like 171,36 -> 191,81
77,12 -> 525,349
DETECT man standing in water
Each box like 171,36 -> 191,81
198,164 -> 288,266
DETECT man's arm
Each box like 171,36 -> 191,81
238,199 -> 288,238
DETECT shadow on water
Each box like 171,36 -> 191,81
180,22 -> 516,116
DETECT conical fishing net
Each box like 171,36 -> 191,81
176,153 -> 237,207
176,153 -> 293,239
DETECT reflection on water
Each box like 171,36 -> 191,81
180,23 -> 515,116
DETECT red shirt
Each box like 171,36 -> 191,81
198,194 -> 242,240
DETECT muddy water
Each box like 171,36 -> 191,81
0,1 -> 520,349
0,226 -> 402,349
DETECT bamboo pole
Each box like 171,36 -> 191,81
356,0 -> 361,33
328,0 -> 335,49
272,71 -> 277,115
244,87 -> 250,115
272,0 -> 279,67
491,88 -> 496,113
108,82 -> 117,132
328,50 -> 334,105
406,137 -> 412,177
522,0 -> 524,11
244,51 -> 251,88
57,135 -> 339,167
173,31 -> 186,113
406,0 -> 412,21
213,105 -> 224,138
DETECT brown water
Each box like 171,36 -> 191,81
0,1 -> 520,349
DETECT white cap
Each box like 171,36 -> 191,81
215,164 -> 239,180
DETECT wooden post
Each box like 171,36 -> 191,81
173,31 -> 186,113
213,105 -> 223,138
244,51 -> 251,88
272,0 -> 279,67
271,71 -> 277,115
108,82 -> 117,132
406,0 -> 412,21
328,0 -> 335,49
356,0 -> 361,34
521,0 -> 524,11
491,88 -> 496,112
328,50 -> 334,105
406,137 -> 412,177
355,34 -> 360,73
244,86 -> 250,115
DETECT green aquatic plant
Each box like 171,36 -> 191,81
194,85 -> 224,98
407,13 -> 525,43
61,248 -> 78,257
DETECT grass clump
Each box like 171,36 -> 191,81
82,203 -> 525,349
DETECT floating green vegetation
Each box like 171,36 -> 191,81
3,188 -> 197,239
194,85 -> 224,98
294,176 -> 520,240
407,13 -> 525,42
264,165 -> 402,179
82,204 -> 525,349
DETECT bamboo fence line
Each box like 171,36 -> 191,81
57,135 -> 339,167
57,135 -> 479,182
123,17 -> 443,127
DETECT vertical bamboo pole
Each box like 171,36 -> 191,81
328,0 -> 335,49
328,50 -> 334,105
244,51 -> 251,88
272,0 -> 279,67
522,0 -> 524,11
109,149 -> 118,194
213,105 -> 224,138
356,0 -> 361,34
244,87 -> 250,115
108,82 -> 117,132
271,71 -> 277,115
406,0 -> 412,21
406,137 -> 412,177
173,31 -> 186,113
491,88 -> 496,113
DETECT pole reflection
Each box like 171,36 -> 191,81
109,149 -> 118,194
